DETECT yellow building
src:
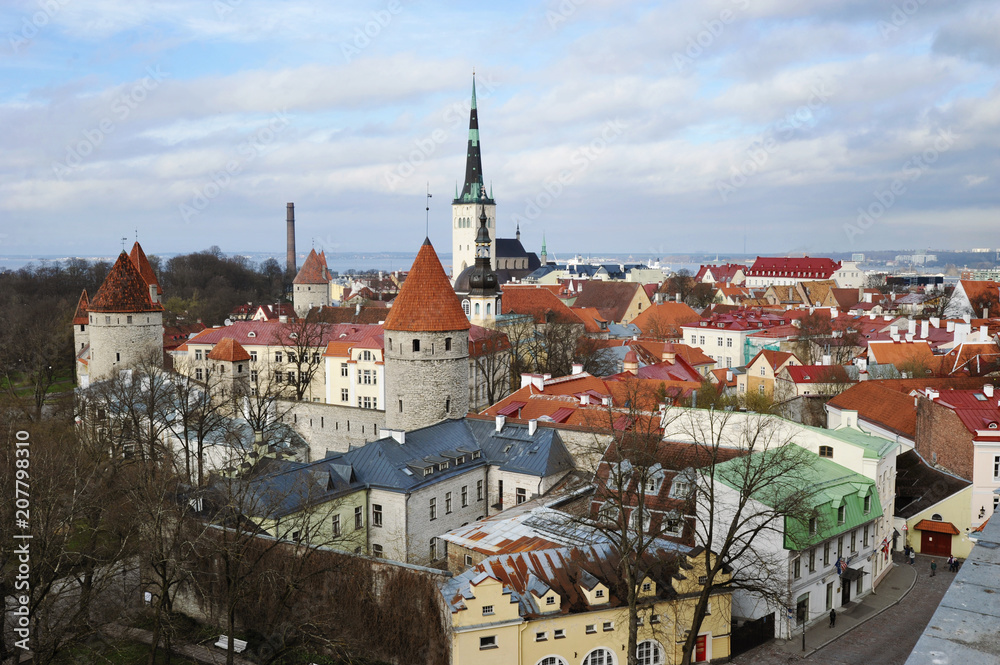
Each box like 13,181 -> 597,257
442,543 -> 731,665
739,349 -> 800,397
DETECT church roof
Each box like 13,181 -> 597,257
89,252 -> 164,313
73,289 -> 89,325
383,238 -> 470,332
293,249 -> 331,285
129,242 -> 161,295
207,337 -> 252,363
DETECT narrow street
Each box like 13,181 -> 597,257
731,553 -> 956,665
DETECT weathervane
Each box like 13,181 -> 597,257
426,183 -> 432,237
121,236 -> 127,251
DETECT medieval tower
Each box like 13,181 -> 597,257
383,238 -> 470,431
83,242 -> 164,385
452,75 -> 496,279
292,248 -> 332,317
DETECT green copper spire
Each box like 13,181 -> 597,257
454,74 -> 494,205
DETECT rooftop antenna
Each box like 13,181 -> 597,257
425,183 -> 432,237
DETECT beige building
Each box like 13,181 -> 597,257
442,543 -> 731,665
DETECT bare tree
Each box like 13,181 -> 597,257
275,314 -> 328,402
666,409 -> 821,665
0,299 -> 72,422
578,378 -> 687,664
470,327 -> 512,408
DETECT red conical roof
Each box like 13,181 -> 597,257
73,289 -> 89,325
129,242 -> 161,296
89,252 -> 164,313
384,238 -> 470,332
208,337 -> 252,362
293,249 -> 331,285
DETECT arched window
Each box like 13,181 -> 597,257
462,300 -> 471,316
485,303 -> 492,316
474,303 -> 480,315
582,648 -> 615,665
932,513 -> 943,521
445,337 -> 452,351
636,640 -> 665,665
412,339 -> 420,352
536,657 -> 567,665
819,445 -> 833,458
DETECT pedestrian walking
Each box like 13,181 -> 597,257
829,608 -> 837,628
931,560 -> 937,577
909,549 -> 915,565
947,555 -> 955,572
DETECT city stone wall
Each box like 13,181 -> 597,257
283,401 -> 386,461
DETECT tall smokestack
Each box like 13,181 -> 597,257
286,202 -> 296,275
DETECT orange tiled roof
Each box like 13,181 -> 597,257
73,289 -> 89,325
571,306 -> 608,333
501,285 -> 581,325
129,242 -> 161,295
293,249 -> 331,285
868,340 -> 935,368
89,252 -> 164,313
631,302 -> 702,339
383,238 -> 470,332
207,337 -> 252,362
827,382 -> 917,438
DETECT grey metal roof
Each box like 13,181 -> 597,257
327,417 -> 574,493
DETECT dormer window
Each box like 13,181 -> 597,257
837,505 -> 846,524
819,446 -> 833,458
422,468 -> 432,477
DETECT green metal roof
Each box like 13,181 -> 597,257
804,424 -> 898,460
714,446 -> 881,550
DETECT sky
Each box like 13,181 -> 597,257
1,0 -> 999,260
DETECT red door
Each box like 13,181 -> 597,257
695,635 -> 707,662
921,530 -> 951,557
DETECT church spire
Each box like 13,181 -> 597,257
454,74 -> 494,205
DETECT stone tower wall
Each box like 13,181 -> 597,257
88,311 -> 163,381
452,201 -> 496,277
384,329 -> 469,431
293,283 -> 329,317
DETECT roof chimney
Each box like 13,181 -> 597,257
495,415 -> 506,432
387,429 -> 405,444
984,384 -> 994,398
921,320 -> 929,339
528,419 -> 538,436
286,203 -> 296,275
726,369 -> 733,382
571,363 -> 584,375
980,325 -> 988,341
908,319 -> 916,336
946,320 -> 955,333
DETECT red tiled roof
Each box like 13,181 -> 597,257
293,249 -> 331,285
89,252 -> 164,313
129,242 -> 161,296
208,337 -> 252,362
502,285 -> 581,325
571,306 -> 608,333
746,256 -> 840,278
383,238 -> 470,332
73,289 -> 89,325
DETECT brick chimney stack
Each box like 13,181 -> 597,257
286,202 -> 296,275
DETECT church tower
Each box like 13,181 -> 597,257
452,74 -> 496,280
466,194 -> 501,325
384,238 -> 470,431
